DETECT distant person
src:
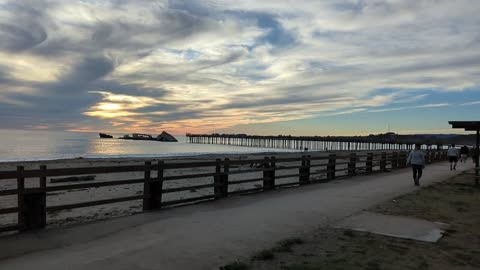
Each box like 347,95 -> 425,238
407,144 -> 425,186
472,147 -> 479,165
460,145 -> 469,163
447,144 -> 459,170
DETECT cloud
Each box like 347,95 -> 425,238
84,91 -> 171,119
460,101 -> 480,106
0,22 -> 47,52
48,56 -> 115,94
368,103 -> 449,113
0,0 -> 479,133
0,1 -> 51,52
326,108 -> 368,116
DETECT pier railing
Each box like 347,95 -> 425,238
0,150 -> 447,233
186,133 -> 446,151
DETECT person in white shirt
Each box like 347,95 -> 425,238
447,144 -> 459,170
407,144 -> 426,186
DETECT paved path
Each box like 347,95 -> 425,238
0,161 -> 472,270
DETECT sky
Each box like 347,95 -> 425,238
0,0 -> 479,136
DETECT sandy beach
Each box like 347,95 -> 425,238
0,151 -> 361,229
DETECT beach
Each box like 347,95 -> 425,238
1,151 -> 352,229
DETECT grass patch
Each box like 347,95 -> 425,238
252,249 -> 275,261
251,238 -> 304,262
272,238 -> 305,252
220,261 -> 249,270
343,229 -> 356,237
279,266 -> 320,270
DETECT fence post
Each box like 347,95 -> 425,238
270,156 -> 276,188
214,159 -> 226,198
16,166 -> 47,231
155,161 -> 164,208
17,166 -> 25,228
299,155 -> 307,185
263,157 -> 274,191
366,153 -> 373,173
327,154 -> 336,180
34,165 -> 47,229
380,152 -> 387,172
399,152 -> 407,167
143,161 -> 152,210
426,150 -> 432,164
392,152 -> 398,169
348,153 -> 356,176
222,158 -> 230,196
142,161 -> 151,210
40,165 -> 47,189
306,155 -> 311,184
143,161 -> 162,210
405,151 -> 410,167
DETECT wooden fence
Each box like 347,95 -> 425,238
0,150 -> 447,233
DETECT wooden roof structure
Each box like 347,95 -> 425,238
449,121 -> 479,182
449,121 -> 480,131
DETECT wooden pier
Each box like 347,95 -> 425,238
186,133 -> 445,151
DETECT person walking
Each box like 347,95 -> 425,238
407,144 -> 425,186
447,144 -> 459,170
472,147 -> 479,165
460,145 -> 469,163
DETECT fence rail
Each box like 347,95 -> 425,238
0,150 -> 448,233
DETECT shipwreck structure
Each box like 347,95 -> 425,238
119,132 -> 177,142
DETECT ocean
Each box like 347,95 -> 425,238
0,129 -> 293,162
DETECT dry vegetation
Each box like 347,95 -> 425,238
221,174 -> 480,270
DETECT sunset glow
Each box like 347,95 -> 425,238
1,1 -> 479,135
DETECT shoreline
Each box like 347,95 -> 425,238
0,149 -> 327,166
0,149 -> 303,165
0,148 -> 399,166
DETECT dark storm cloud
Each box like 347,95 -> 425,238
47,56 -> 115,95
0,23 -> 47,52
0,1 -> 52,53
0,56 -> 115,128
0,97 -> 91,130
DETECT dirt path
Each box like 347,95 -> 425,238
0,161 -> 472,270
